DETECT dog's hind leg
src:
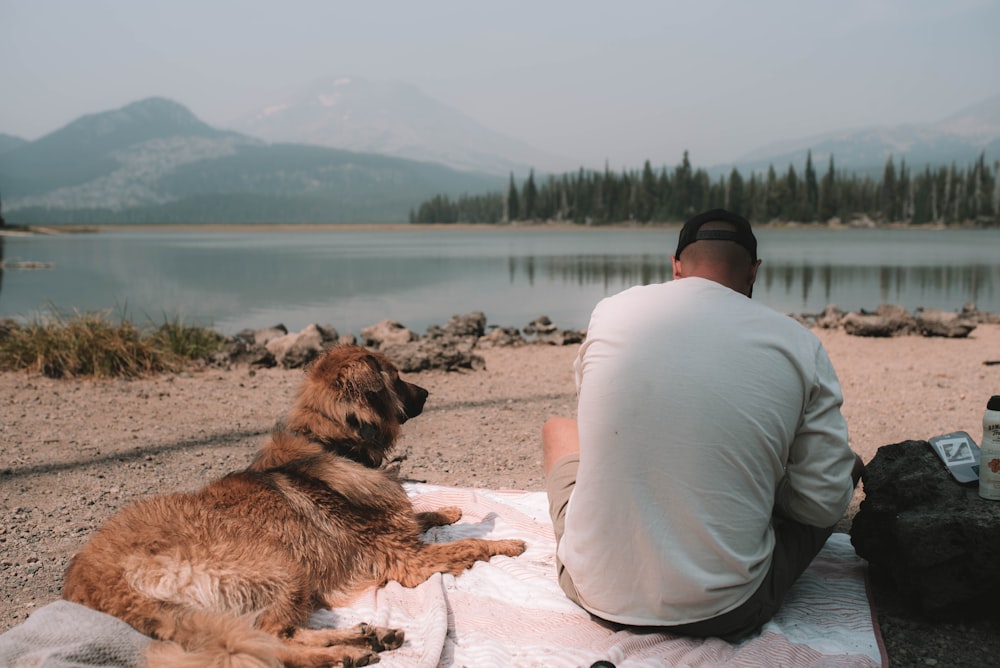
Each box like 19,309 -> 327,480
273,642 -> 382,668
290,623 -> 404,651
415,506 -> 462,531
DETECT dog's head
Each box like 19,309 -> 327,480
281,344 -> 428,468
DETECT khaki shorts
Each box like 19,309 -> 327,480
545,453 -> 583,607
544,453 -> 835,641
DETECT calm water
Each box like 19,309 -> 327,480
1,226 -> 998,336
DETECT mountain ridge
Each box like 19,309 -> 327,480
0,97 -> 502,223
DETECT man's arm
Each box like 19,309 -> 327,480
775,346 -> 858,527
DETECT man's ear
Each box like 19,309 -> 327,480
746,260 -> 761,297
747,258 -> 762,290
671,255 -> 683,280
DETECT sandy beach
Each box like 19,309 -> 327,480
2,324 -> 1000,665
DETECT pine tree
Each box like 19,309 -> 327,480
506,173 -> 520,222
522,169 -> 538,221
727,168 -> 745,214
639,160 -> 657,222
765,165 -> 781,220
992,159 -> 1000,223
818,155 -> 837,221
785,164 -> 800,220
804,150 -> 819,221
673,151 -> 694,217
880,156 -> 897,222
744,173 -> 759,221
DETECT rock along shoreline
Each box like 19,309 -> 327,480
216,303 -> 1000,373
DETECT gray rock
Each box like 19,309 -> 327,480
380,338 -> 485,373
265,332 -> 296,362
815,304 -> 847,329
536,328 -> 585,346
914,308 -> 977,338
524,315 -> 558,336
441,312 -> 487,338
960,303 -> 1000,325
360,320 -> 417,349
841,304 -> 916,337
850,440 -> 1000,619
523,315 -> 583,345
261,324 -> 338,368
212,340 -> 275,368
478,327 -> 526,348
235,324 -> 288,346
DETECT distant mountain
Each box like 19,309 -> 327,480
0,97 -> 503,223
712,94 -> 1000,178
228,76 -> 570,176
0,133 -> 27,155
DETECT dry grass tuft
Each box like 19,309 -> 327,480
0,309 -> 225,378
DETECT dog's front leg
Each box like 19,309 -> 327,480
389,538 -> 527,587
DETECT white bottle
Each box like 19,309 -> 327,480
978,395 -> 1000,500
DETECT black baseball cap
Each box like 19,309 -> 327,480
674,209 -> 757,261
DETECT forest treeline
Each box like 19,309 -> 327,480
410,150 -> 1000,226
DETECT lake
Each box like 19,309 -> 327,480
1,225 -> 998,336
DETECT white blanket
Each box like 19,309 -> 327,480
314,484 -> 888,668
0,484 -> 887,667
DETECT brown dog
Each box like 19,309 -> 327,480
62,345 -> 526,667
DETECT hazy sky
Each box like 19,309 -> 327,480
2,0 -> 999,169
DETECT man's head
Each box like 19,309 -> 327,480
671,208 -> 761,296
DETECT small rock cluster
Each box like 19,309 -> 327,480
795,302 -> 998,338
207,312 -> 585,373
202,302 -> 999,372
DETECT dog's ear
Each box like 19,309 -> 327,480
338,353 -> 394,402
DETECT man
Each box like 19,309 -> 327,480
543,208 -> 863,641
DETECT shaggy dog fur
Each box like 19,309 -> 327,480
62,345 -> 526,667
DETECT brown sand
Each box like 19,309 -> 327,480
2,325 -> 1000,664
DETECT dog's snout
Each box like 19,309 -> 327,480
401,382 -> 429,421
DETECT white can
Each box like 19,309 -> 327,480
978,395 -> 1000,500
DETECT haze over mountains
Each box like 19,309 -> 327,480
723,93 -> 1000,179
0,77 -> 997,224
229,77 -> 569,176
226,77 -> 1000,178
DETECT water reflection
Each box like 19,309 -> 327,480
760,263 -> 999,313
510,254 -> 671,290
506,254 -> 1000,315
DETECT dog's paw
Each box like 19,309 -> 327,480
493,538 -> 527,557
359,623 -> 405,652
434,506 -> 463,524
415,506 -> 462,531
340,648 -> 380,667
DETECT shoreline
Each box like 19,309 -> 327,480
0,217 -> 990,236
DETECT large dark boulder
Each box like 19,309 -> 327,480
850,440 -> 1000,619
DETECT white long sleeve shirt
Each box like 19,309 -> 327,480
559,277 -> 855,626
